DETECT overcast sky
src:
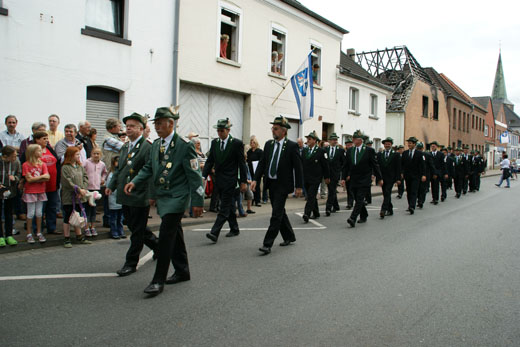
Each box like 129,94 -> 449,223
299,0 -> 520,108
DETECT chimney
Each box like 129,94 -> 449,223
347,48 -> 356,61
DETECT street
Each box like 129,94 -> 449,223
1,177 -> 519,346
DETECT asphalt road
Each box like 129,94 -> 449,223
1,177 -> 519,347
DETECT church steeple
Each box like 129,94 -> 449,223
491,51 -> 512,105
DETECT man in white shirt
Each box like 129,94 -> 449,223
0,115 -> 24,150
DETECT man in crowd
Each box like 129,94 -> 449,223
401,137 -> 426,214
325,133 -> 344,216
471,150 -> 485,191
251,116 -> 303,254
344,137 -> 354,209
396,145 -> 405,199
376,137 -> 401,218
301,131 -> 329,222
107,113 -> 158,277
452,147 -> 466,198
19,122 -> 46,159
0,115 -> 24,150
462,145 -> 472,194
440,147 -> 454,201
55,124 -> 86,163
202,118 -> 247,243
428,141 -> 447,205
415,142 -> 433,209
102,118 -> 124,227
124,106 -> 204,297
77,121 -> 93,158
47,114 -> 64,149
342,130 -> 382,227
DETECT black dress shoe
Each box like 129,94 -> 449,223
408,208 -> 414,215
347,218 -> 355,228
258,246 -> 271,254
302,214 -> 309,223
346,205 -> 353,210
246,210 -> 256,214
225,231 -> 239,237
417,203 -> 423,209
309,215 -> 319,220
456,194 -> 461,198
165,273 -> 190,285
206,233 -> 218,243
332,208 -> 339,213
325,210 -> 331,217
357,218 -> 367,223
379,211 -> 385,219
385,211 -> 393,216
144,282 -> 164,296
209,209 -> 218,213
279,239 -> 295,246
441,197 -> 445,202
433,201 -> 438,205
116,266 -> 136,277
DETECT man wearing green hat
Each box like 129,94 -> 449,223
341,130 -> 382,227
107,113 -> 158,277
325,133 -> 344,216
428,141 -> 447,205
202,118 -> 247,243
401,136 -> 426,214
301,131 -> 330,222
416,142 -> 433,209
452,147 -> 466,198
396,145 -> 405,198
251,116 -> 303,254
440,147 -> 454,201
124,106 -> 204,296
377,137 -> 401,218
344,136 -> 354,209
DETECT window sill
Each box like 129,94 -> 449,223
217,57 -> 241,68
81,27 -> 132,46
348,110 -> 361,116
369,115 -> 379,120
313,84 -> 323,90
268,72 -> 287,80
0,7 -> 8,16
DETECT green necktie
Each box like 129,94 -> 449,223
270,142 -> 280,177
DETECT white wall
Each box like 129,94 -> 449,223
0,0 -> 175,137
336,74 -> 389,148
386,112 -> 405,146
178,0 -> 345,144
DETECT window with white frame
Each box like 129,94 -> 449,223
370,94 -> 378,117
310,43 -> 321,85
484,124 -> 489,137
85,0 -> 124,36
349,88 -> 359,113
271,26 -> 286,76
219,4 -> 241,62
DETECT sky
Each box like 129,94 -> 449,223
299,0 -> 520,108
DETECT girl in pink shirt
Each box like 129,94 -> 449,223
22,144 -> 50,244
82,148 -> 107,236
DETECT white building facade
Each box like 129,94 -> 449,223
336,52 -> 391,150
0,0 -> 177,141
177,0 -> 347,149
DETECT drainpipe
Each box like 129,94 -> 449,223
172,0 -> 180,106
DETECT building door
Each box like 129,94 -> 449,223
86,87 -> 120,147
179,82 -> 244,152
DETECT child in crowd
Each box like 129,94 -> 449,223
0,146 -> 21,247
22,144 -> 50,244
106,156 -> 124,239
61,146 -> 91,248
83,147 -> 107,237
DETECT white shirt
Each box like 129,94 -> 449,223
219,135 -> 230,150
161,131 -> 175,150
129,135 -> 142,151
268,138 -> 285,179
500,159 -> 510,169
0,130 -> 25,148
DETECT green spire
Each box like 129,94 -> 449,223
491,52 -> 511,103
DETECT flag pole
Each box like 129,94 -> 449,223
271,79 -> 292,106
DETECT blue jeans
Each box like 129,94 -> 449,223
109,209 -> 124,237
497,173 -> 511,187
232,189 -> 245,216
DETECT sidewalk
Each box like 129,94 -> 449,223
1,169 -> 502,254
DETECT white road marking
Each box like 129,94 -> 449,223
0,251 -> 154,282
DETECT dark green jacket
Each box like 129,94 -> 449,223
108,136 -> 151,207
131,132 -> 204,217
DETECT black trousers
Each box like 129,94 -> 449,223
454,175 -> 463,195
326,179 -> 340,212
122,205 -> 157,268
0,197 -> 14,238
346,181 -> 354,207
470,172 -> 480,191
397,180 -> 405,196
152,213 -> 189,284
405,177 -> 419,209
418,178 -> 429,205
430,176 -> 440,201
304,182 -> 319,217
263,185 -> 296,247
474,173 -> 481,190
441,177 -> 450,199
210,186 -> 238,237
463,174 -> 470,193
380,182 -> 393,213
350,185 -> 369,221
209,178 -> 220,211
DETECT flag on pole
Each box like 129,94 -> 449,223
290,52 -> 314,124
500,131 -> 510,144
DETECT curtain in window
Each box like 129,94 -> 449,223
86,0 -> 121,35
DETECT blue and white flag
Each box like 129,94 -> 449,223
290,53 -> 314,124
500,131 -> 510,144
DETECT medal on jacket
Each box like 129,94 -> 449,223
159,177 -> 165,184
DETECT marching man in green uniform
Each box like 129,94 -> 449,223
106,113 -> 158,277
124,107 -> 204,297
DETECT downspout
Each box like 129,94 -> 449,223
172,0 -> 180,106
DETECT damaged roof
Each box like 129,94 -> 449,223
339,52 -> 393,91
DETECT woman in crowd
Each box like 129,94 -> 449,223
61,146 -> 91,248
246,135 -> 264,206
89,128 -> 98,149
0,146 -> 21,247
22,144 -> 49,244
83,147 -> 107,237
